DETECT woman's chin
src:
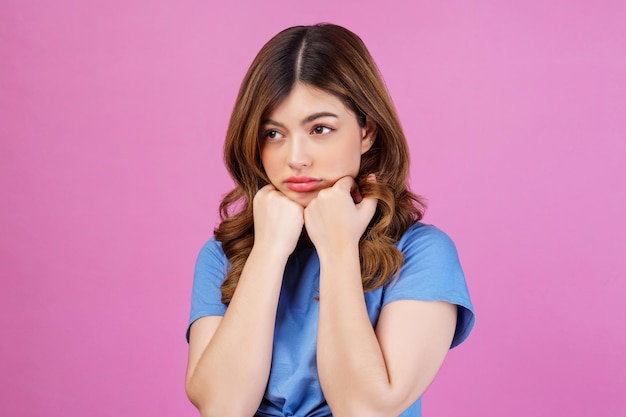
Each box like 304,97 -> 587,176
285,191 -> 318,208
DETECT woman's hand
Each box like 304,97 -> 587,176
304,176 -> 377,256
253,184 -> 304,257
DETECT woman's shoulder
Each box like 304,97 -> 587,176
196,236 -> 228,268
390,222 -> 475,348
397,222 -> 459,254
199,235 -> 223,251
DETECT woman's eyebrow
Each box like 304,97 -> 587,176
261,119 -> 285,128
301,112 -> 338,125
262,112 -> 339,128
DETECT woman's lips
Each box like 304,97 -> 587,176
285,177 -> 321,192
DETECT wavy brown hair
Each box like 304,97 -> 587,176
215,23 -> 425,304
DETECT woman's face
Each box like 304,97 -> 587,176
259,83 -> 375,207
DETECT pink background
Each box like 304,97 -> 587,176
1,1 -> 624,416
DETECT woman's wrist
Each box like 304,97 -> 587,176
249,241 -> 292,265
316,241 -> 360,267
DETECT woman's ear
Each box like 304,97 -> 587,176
360,118 -> 377,154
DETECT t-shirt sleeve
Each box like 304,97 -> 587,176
186,237 -> 229,342
382,223 -> 475,348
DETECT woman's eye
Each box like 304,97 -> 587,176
263,130 -> 284,140
312,126 -> 332,135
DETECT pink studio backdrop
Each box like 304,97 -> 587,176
1,1 -> 624,416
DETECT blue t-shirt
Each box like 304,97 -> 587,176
188,222 -> 475,416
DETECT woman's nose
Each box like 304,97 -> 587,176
287,137 -> 312,170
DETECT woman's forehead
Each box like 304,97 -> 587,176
264,83 -> 354,122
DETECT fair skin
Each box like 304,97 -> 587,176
186,82 -> 457,417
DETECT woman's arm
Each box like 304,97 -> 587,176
317,255 -> 456,416
305,177 -> 457,416
186,185 -> 304,417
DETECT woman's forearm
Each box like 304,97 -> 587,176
186,246 -> 287,417
316,246 -> 400,417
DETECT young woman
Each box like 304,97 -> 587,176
186,23 -> 475,417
